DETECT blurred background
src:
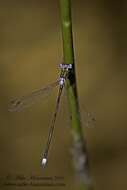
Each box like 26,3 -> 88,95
0,0 -> 127,189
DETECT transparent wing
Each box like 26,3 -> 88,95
81,110 -> 96,128
80,105 -> 96,128
8,80 -> 59,112
63,90 -> 95,128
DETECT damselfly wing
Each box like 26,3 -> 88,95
8,81 -> 59,112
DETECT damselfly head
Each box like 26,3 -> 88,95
59,63 -> 72,70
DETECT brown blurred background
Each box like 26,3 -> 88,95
0,0 -> 127,189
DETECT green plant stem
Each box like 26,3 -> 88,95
59,0 -> 93,189
59,0 -> 83,141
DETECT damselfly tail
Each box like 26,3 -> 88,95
41,85 -> 64,167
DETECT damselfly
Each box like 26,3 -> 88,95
8,63 -> 95,167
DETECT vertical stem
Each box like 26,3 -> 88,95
59,0 -> 82,141
59,0 -> 93,189
60,0 -> 74,64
